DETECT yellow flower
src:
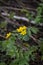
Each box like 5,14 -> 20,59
22,26 -> 27,30
17,26 -> 27,35
17,26 -> 27,32
20,30 -> 27,35
17,27 -> 23,32
6,32 -> 11,39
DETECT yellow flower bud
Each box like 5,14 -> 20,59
23,43 -> 29,47
6,32 -> 11,39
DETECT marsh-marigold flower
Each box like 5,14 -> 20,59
17,26 -> 27,35
17,27 -> 23,32
22,26 -> 27,30
17,26 -> 27,32
6,32 -> 11,39
20,30 -> 27,35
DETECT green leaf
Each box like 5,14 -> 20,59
31,54 -> 36,61
23,35 -> 29,41
19,59 -> 27,65
9,12 -> 14,19
35,4 -> 43,23
2,35 -> 15,50
39,39 -> 43,55
9,59 -> 19,65
27,28 -> 31,36
41,55 -> 43,60
18,34 -> 23,40
31,27 -> 39,34
0,62 -> 6,65
0,21 -> 7,28
6,45 -> 18,57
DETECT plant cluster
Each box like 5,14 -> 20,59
0,1 -> 43,65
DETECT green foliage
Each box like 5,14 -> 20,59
39,38 -> 43,55
35,4 -> 43,23
23,35 -> 29,41
0,1 -> 43,65
21,9 -> 33,20
27,26 -> 39,36
1,35 -> 16,57
0,32 -> 38,65
38,38 -> 43,60
9,12 -> 15,19
30,27 -> 39,34
15,26 -> 39,42
22,4 -> 43,24
0,21 -> 7,28
9,46 -> 37,65
0,62 -> 6,65
41,56 -> 43,60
